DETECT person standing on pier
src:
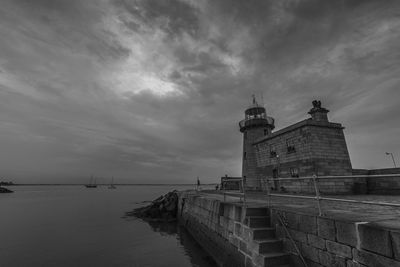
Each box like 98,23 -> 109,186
196,177 -> 201,191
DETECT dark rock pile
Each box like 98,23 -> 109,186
0,187 -> 13,193
126,191 -> 178,222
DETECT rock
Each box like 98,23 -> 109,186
126,190 -> 178,222
0,186 -> 13,193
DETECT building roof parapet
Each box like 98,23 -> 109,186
252,118 -> 344,145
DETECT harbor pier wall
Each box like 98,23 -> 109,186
270,208 -> 400,267
178,191 -> 400,267
178,192 -> 245,267
178,191 -> 290,267
353,168 -> 400,194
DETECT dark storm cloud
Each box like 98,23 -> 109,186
114,0 -> 199,37
0,0 -> 130,62
0,0 -> 399,183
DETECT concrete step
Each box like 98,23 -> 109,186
245,216 -> 270,228
245,207 -> 269,217
261,252 -> 290,266
254,239 -> 283,253
252,227 -> 276,240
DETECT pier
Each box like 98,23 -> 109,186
178,190 -> 400,267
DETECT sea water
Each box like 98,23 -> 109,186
0,185 -> 216,267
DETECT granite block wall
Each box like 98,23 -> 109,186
253,121 -> 354,194
308,127 -> 352,175
270,208 -> 400,267
243,127 -> 267,190
178,192 -> 249,266
353,168 -> 400,194
178,192 -> 285,267
367,168 -> 400,194
177,192 -> 400,267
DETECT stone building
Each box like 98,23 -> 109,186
239,98 -> 353,193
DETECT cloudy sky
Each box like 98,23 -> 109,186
0,0 -> 399,184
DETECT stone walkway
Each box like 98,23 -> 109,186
195,190 -> 400,229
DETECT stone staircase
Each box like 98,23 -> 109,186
241,207 -> 292,267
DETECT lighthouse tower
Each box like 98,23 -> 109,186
239,96 -> 275,190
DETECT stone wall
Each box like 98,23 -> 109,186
353,168 -> 400,194
308,126 -> 352,176
367,168 -> 400,194
177,191 -> 400,267
178,192 -> 290,267
254,121 -> 352,177
272,175 -> 359,195
178,191 -> 245,266
243,127 -> 267,190
254,125 -> 312,172
270,208 -> 400,267
253,119 -> 353,194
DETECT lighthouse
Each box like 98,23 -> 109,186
239,96 -> 275,190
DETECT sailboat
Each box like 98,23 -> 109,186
85,176 -> 97,188
108,177 -> 116,189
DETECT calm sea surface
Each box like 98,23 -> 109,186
0,185 -> 217,267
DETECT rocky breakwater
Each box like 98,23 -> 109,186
0,186 -> 13,193
127,191 -> 178,222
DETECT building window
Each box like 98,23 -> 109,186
264,129 -> 268,136
243,152 -> 247,160
290,167 -> 299,178
286,138 -> 296,154
269,144 -> 277,158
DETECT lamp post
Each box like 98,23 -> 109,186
385,152 -> 397,168
276,154 -> 280,177
275,155 -> 280,190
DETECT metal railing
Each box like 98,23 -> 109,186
221,178 -> 246,204
277,212 -> 308,267
239,116 -> 275,129
262,174 -> 400,216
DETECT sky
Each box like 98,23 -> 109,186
0,0 -> 399,184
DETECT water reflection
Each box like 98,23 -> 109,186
147,220 -> 178,236
177,226 -> 217,267
140,219 -> 217,267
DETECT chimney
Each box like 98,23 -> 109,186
308,100 -> 329,122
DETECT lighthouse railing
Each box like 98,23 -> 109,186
239,116 -> 275,129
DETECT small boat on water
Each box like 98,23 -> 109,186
85,177 -> 97,188
108,177 -> 116,189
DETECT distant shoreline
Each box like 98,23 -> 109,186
7,183 -> 217,186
